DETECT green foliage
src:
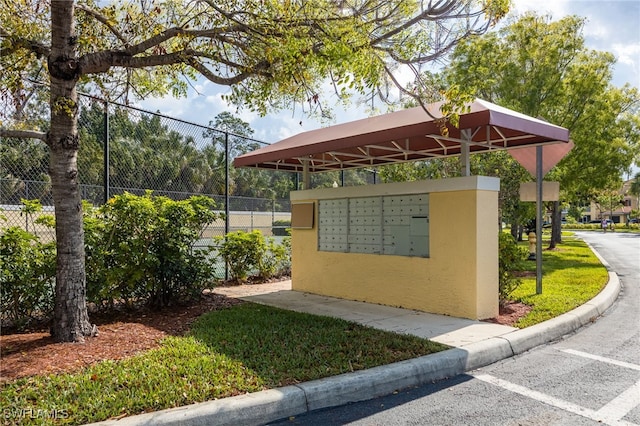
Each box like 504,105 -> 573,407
85,192 -> 220,309
0,304 -> 447,425
214,231 -> 290,282
512,237 -> 608,327
75,105 -> 296,202
2,1 -> 509,123
567,204 -> 585,223
630,173 -> 640,201
272,219 -> 291,236
18,198 -> 55,236
441,12 -> 640,236
498,232 -> 528,302
214,231 -> 263,282
257,236 -> 291,279
0,200 -> 56,329
626,223 -> 640,231
0,227 -> 56,330
562,223 -> 639,232
0,138 -> 50,203
2,0 -> 509,340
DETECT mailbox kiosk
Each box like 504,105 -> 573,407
290,176 -> 500,320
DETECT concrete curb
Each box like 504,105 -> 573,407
89,265 -> 620,426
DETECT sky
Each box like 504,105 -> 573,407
139,0 -> 640,152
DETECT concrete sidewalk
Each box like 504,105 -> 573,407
92,272 -> 621,426
214,281 -> 517,348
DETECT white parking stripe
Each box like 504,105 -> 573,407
597,380 -> 640,422
560,349 -> 640,371
473,374 -> 637,426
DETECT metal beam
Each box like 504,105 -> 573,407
536,145 -> 543,294
461,129 -> 471,177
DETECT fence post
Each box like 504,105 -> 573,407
224,131 -> 230,281
224,132 -> 230,234
103,100 -> 110,205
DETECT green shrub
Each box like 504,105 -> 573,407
1,194 -> 220,326
0,200 -> 56,330
276,236 -> 291,276
214,230 -> 264,282
257,236 -> 290,279
215,231 -> 291,282
85,192 -> 220,309
498,232 -> 528,303
0,227 -> 56,329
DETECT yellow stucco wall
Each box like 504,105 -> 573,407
290,176 -> 499,320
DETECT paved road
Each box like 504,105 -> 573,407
269,232 -> 640,426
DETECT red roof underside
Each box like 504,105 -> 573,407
234,99 -> 570,173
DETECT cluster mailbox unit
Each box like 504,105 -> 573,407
289,175 -> 500,320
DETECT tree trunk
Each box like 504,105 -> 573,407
510,220 -> 524,241
510,222 -> 518,240
49,2 -> 96,342
548,201 -> 562,250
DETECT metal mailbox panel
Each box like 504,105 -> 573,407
318,199 -> 348,252
318,194 -> 429,257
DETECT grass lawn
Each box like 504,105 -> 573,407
0,304 -> 447,425
511,232 -> 609,328
0,232 -> 609,425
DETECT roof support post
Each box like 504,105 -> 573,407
461,129 -> 471,177
302,159 -> 310,190
536,145 -> 543,294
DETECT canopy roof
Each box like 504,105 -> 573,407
234,99 -> 570,173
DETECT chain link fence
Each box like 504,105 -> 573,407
1,83 -> 378,277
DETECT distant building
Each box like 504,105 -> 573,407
584,179 -> 639,224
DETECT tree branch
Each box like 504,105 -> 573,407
198,0 -> 268,39
188,59 -> 252,85
124,27 -> 183,56
369,1 -> 482,48
75,4 -> 129,46
80,48 -> 270,85
0,26 -> 50,58
0,128 -> 47,141
382,63 -> 438,120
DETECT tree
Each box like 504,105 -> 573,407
593,186 -> 624,223
631,172 -> 640,210
442,12 -> 640,247
0,0 -> 509,342
203,111 -> 267,199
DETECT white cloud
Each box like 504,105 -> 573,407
613,43 -> 640,69
510,0 -> 570,17
136,96 -> 187,118
582,19 -> 609,40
